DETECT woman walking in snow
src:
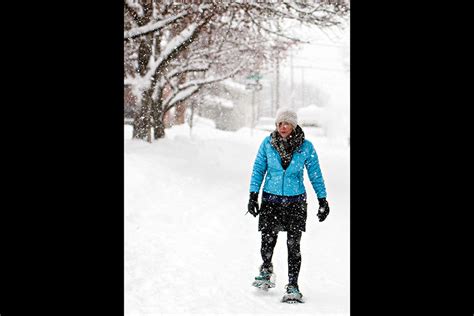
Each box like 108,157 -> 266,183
247,107 -> 330,303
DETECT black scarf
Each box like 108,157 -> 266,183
270,125 -> 305,170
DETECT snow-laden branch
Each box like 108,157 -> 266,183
167,63 -> 210,80
124,74 -> 150,104
132,22 -> 200,92
178,63 -> 243,92
163,86 -> 201,112
125,0 -> 144,18
124,75 -> 135,86
145,13 -> 215,90
124,12 -> 188,40
163,62 -> 244,111
157,22 -> 197,65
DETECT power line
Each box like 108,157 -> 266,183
290,51 -> 294,108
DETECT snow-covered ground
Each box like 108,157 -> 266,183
125,122 -> 350,315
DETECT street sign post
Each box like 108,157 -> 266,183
245,73 -> 263,135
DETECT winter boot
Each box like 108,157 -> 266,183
281,283 -> 304,303
252,264 -> 276,290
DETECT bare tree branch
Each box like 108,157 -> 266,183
245,11 -> 309,44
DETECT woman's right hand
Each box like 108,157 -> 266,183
247,192 -> 260,217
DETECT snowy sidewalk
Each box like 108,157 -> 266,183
125,124 -> 349,315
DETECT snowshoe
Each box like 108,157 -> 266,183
281,284 -> 304,303
252,265 -> 276,291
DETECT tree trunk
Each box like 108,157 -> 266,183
152,104 -> 166,139
133,89 -> 154,141
153,118 -> 166,139
132,103 -> 151,140
151,89 -> 166,139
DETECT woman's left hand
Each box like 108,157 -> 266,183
317,198 -> 330,222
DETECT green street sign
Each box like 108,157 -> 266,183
246,73 -> 262,80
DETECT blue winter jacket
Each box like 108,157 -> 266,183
249,136 -> 327,198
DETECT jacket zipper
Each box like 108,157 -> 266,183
282,170 -> 285,195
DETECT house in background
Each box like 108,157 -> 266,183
297,104 -> 327,136
194,78 -> 252,131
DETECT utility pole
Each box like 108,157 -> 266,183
270,80 -> 274,116
251,89 -> 256,135
301,67 -> 305,108
290,51 -> 294,109
275,56 -> 280,112
275,19 -> 281,113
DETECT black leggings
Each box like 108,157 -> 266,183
261,230 -> 302,285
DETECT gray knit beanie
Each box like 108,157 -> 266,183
275,108 -> 298,128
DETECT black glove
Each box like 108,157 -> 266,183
317,198 -> 330,222
247,192 -> 260,217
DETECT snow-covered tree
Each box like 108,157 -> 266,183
124,0 -> 349,140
